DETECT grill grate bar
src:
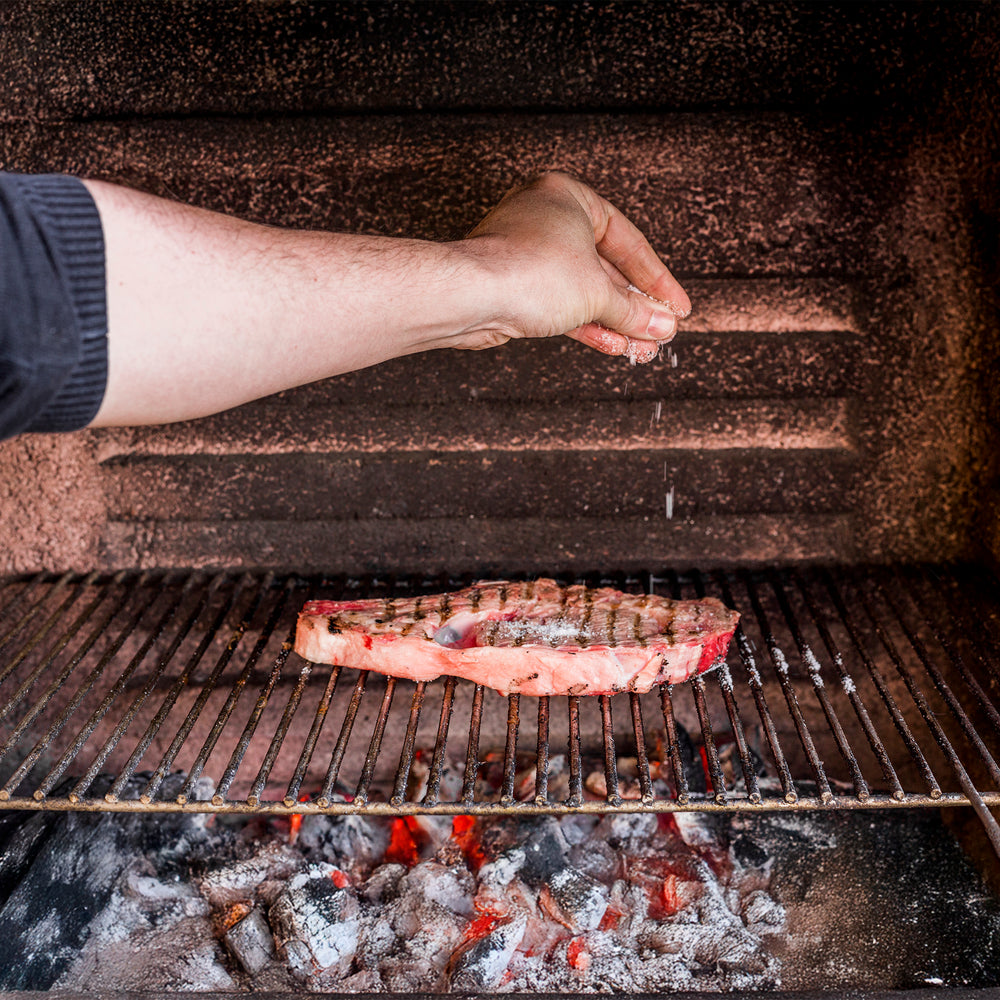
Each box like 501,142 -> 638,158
658,685 -> 690,804
0,572 -> 46,632
391,680 -> 426,805
690,570 -> 759,802
792,569 -> 902,800
179,576 -> 291,803
317,669 -> 367,806
849,570 -> 1000,855
948,568 -> 1000,681
715,572 -> 797,802
629,693 -> 654,803
142,575 -> 269,803
0,572 -> 124,729
867,571 -> 1000,788
247,639 -> 312,806
599,694 -> 621,805
690,676 -> 725,802
284,662 -> 341,806
461,683 -> 484,805
0,574 -> 158,800
534,695 -> 550,804
567,695 -> 583,805
768,569 -> 871,801
423,675 -> 456,805
109,574 -> 246,802
820,568 -> 942,797
499,693 -> 521,804
39,574 -> 198,801
214,623 -> 298,804
70,573 -> 222,802
0,572 -> 96,690
742,569 -> 833,802
354,676 -> 396,805
899,567 -> 1000,739
0,565 -> 998,860
0,571 -> 72,659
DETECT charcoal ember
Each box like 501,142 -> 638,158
295,814 -> 390,873
361,862 -> 406,903
360,893 -> 466,990
731,832 -> 771,867
742,889 -> 786,934
354,913 -> 396,969
673,811 -> 725,849
407,755 -> 464,803
269,865 -> 360,982
557,812 -> 601,846
0,794 -> 215,991
513,753 -> 568,801
57,862 -> 231,992
339,968 -> 385,992
477,848 -> 526,890
447,911 -> 528,990
593,811 -> 659,852
225,907 -> 276,974
518,819 -> 572,886
198,841 -> 303,906
399,860 -> 475,916
406,813 -> 454,853
569,836 -> 620,883
539,867 -> 608,932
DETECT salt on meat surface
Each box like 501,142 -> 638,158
295,579 -> 739,697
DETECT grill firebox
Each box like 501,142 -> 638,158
2,565 -> 997,857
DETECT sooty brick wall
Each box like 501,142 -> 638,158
0,1 -> 997,573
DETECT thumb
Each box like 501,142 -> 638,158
598,284 -> 679,343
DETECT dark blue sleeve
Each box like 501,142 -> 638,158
0,173 -> 108,441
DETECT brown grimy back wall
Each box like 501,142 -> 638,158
0,0 -> 998,577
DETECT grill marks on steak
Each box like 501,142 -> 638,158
295,579 -> 739,698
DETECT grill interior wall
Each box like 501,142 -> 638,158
0,2 -> 998,574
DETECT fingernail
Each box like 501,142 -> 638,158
645,311 -> 677,340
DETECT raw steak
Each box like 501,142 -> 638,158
294,579 -> 739,697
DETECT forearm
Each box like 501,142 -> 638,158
85,179 -> 495,426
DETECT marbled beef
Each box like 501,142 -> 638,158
294,579 -> 738,697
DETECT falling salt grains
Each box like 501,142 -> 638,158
649,400 -> 663,428
665,486 -> 675,520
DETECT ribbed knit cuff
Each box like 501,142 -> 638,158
16,175 -> 108,433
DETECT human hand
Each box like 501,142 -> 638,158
459,171 -> 690,363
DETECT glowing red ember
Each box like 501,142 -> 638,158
451,815 -> 488,871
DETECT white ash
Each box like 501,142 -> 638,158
225,907 -> 276,974
0,763 -> 995,993
270,865 -> 361,983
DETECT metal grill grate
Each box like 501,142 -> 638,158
0,565 -> 998,854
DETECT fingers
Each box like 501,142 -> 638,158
559,175 -> 691,318
596,283 -> 679,344
568,324 -> 665,365
537,171 -> 691,321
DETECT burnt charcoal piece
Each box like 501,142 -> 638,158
0,774 -> 217,990
517,818 -> 572,886
447,911 -> 528,991
269,865 -> 360,982
224,907 -> 275,975
543,866 -> 608,931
